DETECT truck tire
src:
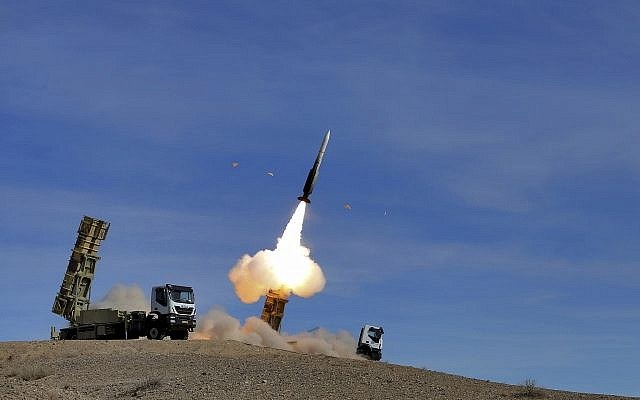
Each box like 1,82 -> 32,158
147,326 -> 164,340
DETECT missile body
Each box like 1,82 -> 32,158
298,130 -> 331,203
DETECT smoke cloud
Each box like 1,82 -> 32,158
90,283 -> 149,312
193,308 -> 360,359
228,202 -> 326,303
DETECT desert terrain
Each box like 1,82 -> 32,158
0,340 -> 636,400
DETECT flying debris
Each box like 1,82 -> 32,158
231,162 -> 239,168
298,130 -> 331,203
344,203 -> 352,210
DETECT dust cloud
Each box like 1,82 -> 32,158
90,283 -> 149,312
193,308 -> 360,359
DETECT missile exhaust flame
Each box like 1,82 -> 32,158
228,201 -> 326,304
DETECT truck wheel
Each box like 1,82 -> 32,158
147,327 -> 164,340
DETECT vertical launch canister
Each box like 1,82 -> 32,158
260,289 -> 288,332
52,216 -> 110,324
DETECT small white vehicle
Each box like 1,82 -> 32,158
356,324 -> 384,360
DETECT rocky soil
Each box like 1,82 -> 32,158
0,340 -> 636,400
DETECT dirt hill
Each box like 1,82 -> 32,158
0,340 -> 636,400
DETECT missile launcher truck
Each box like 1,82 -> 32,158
356,324 -> 384,361
51,216 -> 196,340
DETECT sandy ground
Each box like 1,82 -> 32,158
0,340 -> 636,400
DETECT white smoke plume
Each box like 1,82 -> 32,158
228,202 -> 326,303
192,308 -> 360,359
90,283 -> 149,312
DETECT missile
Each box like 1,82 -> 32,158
297,130 -> 331,203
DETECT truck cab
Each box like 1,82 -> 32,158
147,284 -> 196,340
356,324 -> 384,360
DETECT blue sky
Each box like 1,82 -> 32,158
1,1 -> 639,396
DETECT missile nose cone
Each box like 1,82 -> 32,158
319,130 -> 331,152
